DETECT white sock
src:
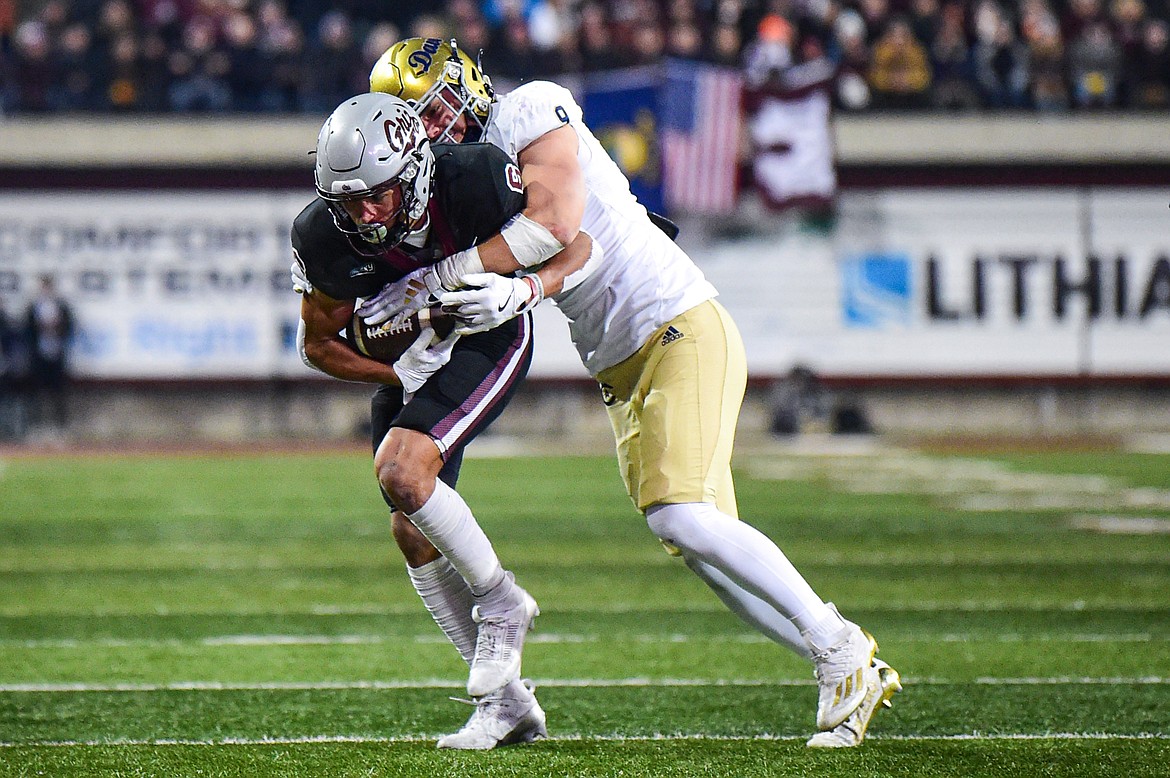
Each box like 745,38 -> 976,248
684,555 -> 812,659
646,502 -> 844,648
406,556 -> 477,666
405,480 -> 506,596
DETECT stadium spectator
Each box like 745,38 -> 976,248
629,19 -> 667,65
299,10 -> 363,113
1025,11 -> 1071,109
666,17 -> 703,59
103,30 -> 143,110
974,14 -> 1031,107
1,0 -> 1168,115
0,295 -> 30,441
528,0 -> 576,54
24,275 -> 75,436
909,0 -> 943,46
492,11 -> 546,80
832,9 -> 874,110
1062,0 -> 1109,42
53,21 -> 103,110
1111,0 -> 1149,57
219,9 -> 262,111
11,19 -> 55,112
254,0 -> 303,111
1069,19 -> 1124,107
929,1 -> 981,109
709,21 -> 744,67
359,22 -> 403,80
744,12 -> 795,88
136,30 -> 171,110
857,0 -> 893,43
1125,17 -> 1170,107
868,15 -> 932,108
578,1 -> 626,71
95,0 -> 137,47
166,15 -> 231,111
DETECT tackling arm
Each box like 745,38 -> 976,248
477,124 -> 585,272
423,124 -> 586,290
438,231 -> 595,335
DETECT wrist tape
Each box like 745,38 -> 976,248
518,274 -> 545,313
434,247 -> 484,290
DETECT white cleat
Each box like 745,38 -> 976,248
436,678 -> 547,750
467,586 -> 540,697
807,659 -> 902,748
811,612 -> 879,730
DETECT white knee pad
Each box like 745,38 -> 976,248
645,502 -> 724,557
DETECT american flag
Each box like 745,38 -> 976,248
661,60 -> 743,215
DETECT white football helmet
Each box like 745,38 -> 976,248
314,92 -> 435,250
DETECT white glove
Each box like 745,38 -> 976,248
439,272 -> 544,335
291,257 -> 312,295
392,328 -> 460,397
358,248 -> 486,326
357,266 -> 442,328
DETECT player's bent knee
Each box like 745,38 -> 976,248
374,428 -> 444,512
645,502 -> 723,557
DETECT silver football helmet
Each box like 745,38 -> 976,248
314,92 -> 435,250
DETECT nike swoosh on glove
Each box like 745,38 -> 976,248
439,272 -> 544,335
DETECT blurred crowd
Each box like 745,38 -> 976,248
1,0 -> 1169,114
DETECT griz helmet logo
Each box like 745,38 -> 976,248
407,38 -> 443,75
384,112 -> 421,154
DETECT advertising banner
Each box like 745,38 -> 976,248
694,187 -> 1170,377
1,188 -> 1166,380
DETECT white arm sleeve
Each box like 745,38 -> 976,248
296,317 -> 324,373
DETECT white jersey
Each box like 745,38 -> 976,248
484,81 -> 717,375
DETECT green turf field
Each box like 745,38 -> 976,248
1,443 -> 1168,777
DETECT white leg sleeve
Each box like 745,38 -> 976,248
407,556 -> 478,666
405,480 -> 506,596
646,502 -> 845,644
684,555 -> 812,659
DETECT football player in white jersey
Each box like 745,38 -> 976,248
343,38 -> 900,749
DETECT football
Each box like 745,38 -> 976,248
345,305 -> 456,363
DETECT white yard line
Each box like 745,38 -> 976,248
1,732 -> 1167,748
1,600 -> 1165,619
4,631 -> 1164,649
2,676 -> 1166,693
